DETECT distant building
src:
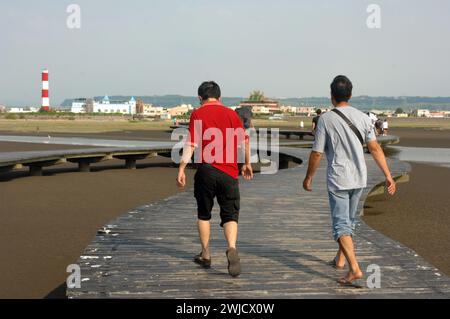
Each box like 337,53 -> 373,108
167,104 -> 193,117
412,109 -> 431,117
160,113 -> 172,120
395,113 -> 409,118
279,105 -> 318,115
71,98 -> 87,113
429,111 -> 445,118
139,104 -> 165,117
7,107 -> 39,113
296,106 -> 316,115
94,96 -> 137,114
280,105 -> 298,114
71,96 -> 137,115
251,106 -> 270,114
240,99 -> 280,114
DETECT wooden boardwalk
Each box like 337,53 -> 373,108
67,147 -> 450,299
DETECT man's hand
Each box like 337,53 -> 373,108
386,175 -> 396,195
176,170 -> 186,188
368,140 -> 397,196
303,175 -> 313,192
303,151 -> 322,192
241,164 -> 254,180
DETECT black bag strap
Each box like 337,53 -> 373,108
331,108 -> 364,146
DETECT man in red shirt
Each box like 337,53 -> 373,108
177,81 -> 253,277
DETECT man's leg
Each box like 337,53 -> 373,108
223,221 -> 240,277
217,175 -> 241,277
198,220 -> 211,259
337,188 -> 364,282
328,189 -> 361,280
223,221 -> 238,249
194,165 -> 215,263
338,235 -> 363,282
334,247 -> 346,268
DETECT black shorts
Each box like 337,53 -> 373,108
194,164 -> 240,227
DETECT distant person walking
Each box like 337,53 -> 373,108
382,119 -> 389,136
375,119 -> 383,136
367,112 -> 381,136
303,75 -> 396,285
235,105 -> 254,131
312,109 -> 322,135
177,81 -> 253,277
235,105 -> 258,163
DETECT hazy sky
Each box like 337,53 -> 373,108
1,0 -> 450,106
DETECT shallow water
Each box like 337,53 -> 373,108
386,146 -> 450,168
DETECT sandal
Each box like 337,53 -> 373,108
226,248 -> 241,277
337,277 -> 364,288
328,258 -> 345,270
194,252 -> 211,268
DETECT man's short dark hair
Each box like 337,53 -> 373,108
330,75 -> 353,103
316,109 -> 322,115
198,81 -> 221,100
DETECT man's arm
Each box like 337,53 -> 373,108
241,138 -> 253,180
177,145 -> 195,188
304,115 -> 326,191
303,151 -> 323,191
367,140 -> 396,195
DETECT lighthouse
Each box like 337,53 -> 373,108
41,69 -> 50,111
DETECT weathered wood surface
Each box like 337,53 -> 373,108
67,147 -> 450,299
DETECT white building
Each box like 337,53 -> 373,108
167,104 -> 193,117
71,98 -> 88,113
8,107 -> 39,113
251,106 -> 270,114
160,113 -> 172,120
296,106 -> 316,115
429,112 -> 445,118
94,96 -> 136,115
280,105 -> 298,114
71,96 -> 137,115
412,109 -> 431,117
140,104 -> 165,117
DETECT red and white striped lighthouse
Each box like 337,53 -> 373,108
41,69 -> 50,111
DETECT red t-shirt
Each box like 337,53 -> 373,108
188,101 -> 247,179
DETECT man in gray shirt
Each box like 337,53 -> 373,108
303,75 -> 396,285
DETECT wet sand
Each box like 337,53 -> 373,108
0,127 -> 449,298
390,128 -> 450,148
362,127 -> 450,275
363,163 -> 450,276
0,130 -> 173,142
0,142 -> 195,299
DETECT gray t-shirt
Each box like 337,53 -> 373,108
312,106 -> 377,191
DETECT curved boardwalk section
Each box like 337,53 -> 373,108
67,147 -> 450,298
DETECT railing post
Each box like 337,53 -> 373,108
125,158 -> 137,169
78,161 -> 91,172
29,165 -> 43,176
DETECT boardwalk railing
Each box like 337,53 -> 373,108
0,135 -> 399,176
